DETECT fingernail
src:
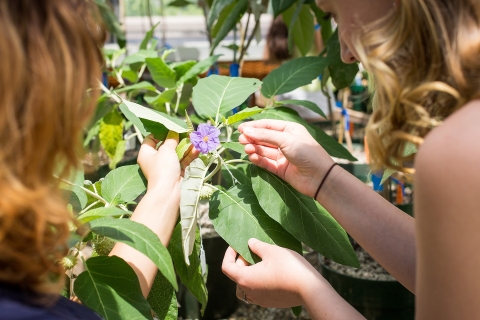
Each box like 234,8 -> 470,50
244,127 -> 255,135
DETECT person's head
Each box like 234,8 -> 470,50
265,16 -> 292,64
317,0 -> 480,173
0,0 -> 104,294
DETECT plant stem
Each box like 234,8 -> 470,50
137,63 -> 147,80
224,159 -> 250,165
79,200 -> 100,214
238,11 -> 261,65
61,179 -> 109,206
203,156 -> 222,182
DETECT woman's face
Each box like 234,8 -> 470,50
316,0 -> 396,63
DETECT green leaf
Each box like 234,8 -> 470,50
148,272 -> 178,320
99,109 -> 124,159
119,103 -> 148,137
144,88 -> 176,111
123,49 -> 158,65
211,0 -> 248,51
95,0 -> 126,48
121,65 -> 139,83
208,0 -> 235,28
252,107 -> 357,161
227,106 -> 264,125
283,2 -> 314,56
192,75 -> 261,122
65,169 -> 88,212
145,57 -> 177,88
250,166 -> 359,267
325,30 -> 359,89
171,60 -> 196,81
176,138 -> 193,160
222,142 -> 246,157
109,140 -> 126,170
90,219 -> 178,290
140,22 -> 160,50
381,143 -> 417,184
276,99 -> 327,118
169,224 -> 208,313
177,54 -> 222,86
77,207 -> 128,224
169,0 -> 194,7
261,57 -> 328,98
101,165 -> 147,205
84,180 -> 103,211
180,158 -> 211,264
121,100 -> 188,133
310,3 -> 333,44
272,0 -> 296,17
222,163 -> 250,188
114,81 -> 156,94
292,305 -> 302,317
209,184 -> 303,264
74,256 -> 153,320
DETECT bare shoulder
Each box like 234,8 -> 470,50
416,99 -> 480,173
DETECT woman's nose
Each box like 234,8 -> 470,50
341,45 -> 357,64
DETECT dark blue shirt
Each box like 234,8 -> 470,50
0,282 -> 102,319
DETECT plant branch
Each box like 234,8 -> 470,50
60,179 -> 108,206
238,11 -> 261,64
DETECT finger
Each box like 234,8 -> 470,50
248,238 -> 275,259
248,153 -> 283,175
159,131 -> 179,150
239,119 -> 291,132
138,135 -> 159,165
238,134 -> 278,148
241,127 -> 292,149
235,254 -> 250,267
181,146 -> 200,167
222,247 -> 242,281
245,144 -> 283,160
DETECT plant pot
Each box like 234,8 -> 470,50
320,262 -> 415,320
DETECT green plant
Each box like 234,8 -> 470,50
62,1 -> 364,319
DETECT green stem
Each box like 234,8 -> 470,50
224,159 -> 250,165
80,200 -> 100,214
203,156 -> 222,182
60,179 -> 109,206
174,84 -> 183,115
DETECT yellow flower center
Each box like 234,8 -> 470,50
203,136 -> 209,142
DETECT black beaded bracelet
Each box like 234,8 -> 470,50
314,163 -> 338,200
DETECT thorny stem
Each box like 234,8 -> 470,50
174,84 -> 183,115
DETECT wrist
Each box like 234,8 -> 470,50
309,159 -> 336,199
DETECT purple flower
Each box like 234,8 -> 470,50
190,124 -> 221,154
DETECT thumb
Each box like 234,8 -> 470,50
248,238 -> 273,258
160,131 -> 179,150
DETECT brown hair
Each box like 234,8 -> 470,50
265,16 -> 292,64
355,0 -> 480,174
0,0 -> 104,294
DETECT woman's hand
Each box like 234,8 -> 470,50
222,239 -> 328,308
138,132 -> 199,196
238,120 -> 334,198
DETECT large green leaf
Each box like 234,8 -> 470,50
208,0 -> 235,28
176,54 -> 222,86
261,57 -> 328,98
250,166 -> 359,267
272,0 -> 296,17
227,106 -> 264,125
211,0 -> 248,51
325,30 -> 359,89
77,207 -> 128,224
192,75 -> 261,123
101,165 -> 147,205
210,184 -> 302,264
119,103 -> 149,137
144,88 -> 176,111
140,22 -> 160,50
252,107 -> 356,161
180,158 -> 211,265
65,169 -> 88,213
74,256 -> 153,320
169,224 -> 208,313
146,57 -> 177,88
283,2 -> 314,56
222,142 -> 247,157
121,100 -> 188,133
148,272 -> 178,320
276,99 -> 327,118
90,219 -> 178,291
109,140 -> 126,170
222,163 -> 250,188
99,109 -> 124,159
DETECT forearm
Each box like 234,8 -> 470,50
315,166 -> 416,292
301,274 -> 365,320
109,185 -> 180,297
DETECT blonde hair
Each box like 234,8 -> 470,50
0,0 -> 104,294
355,0 -> 480,174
